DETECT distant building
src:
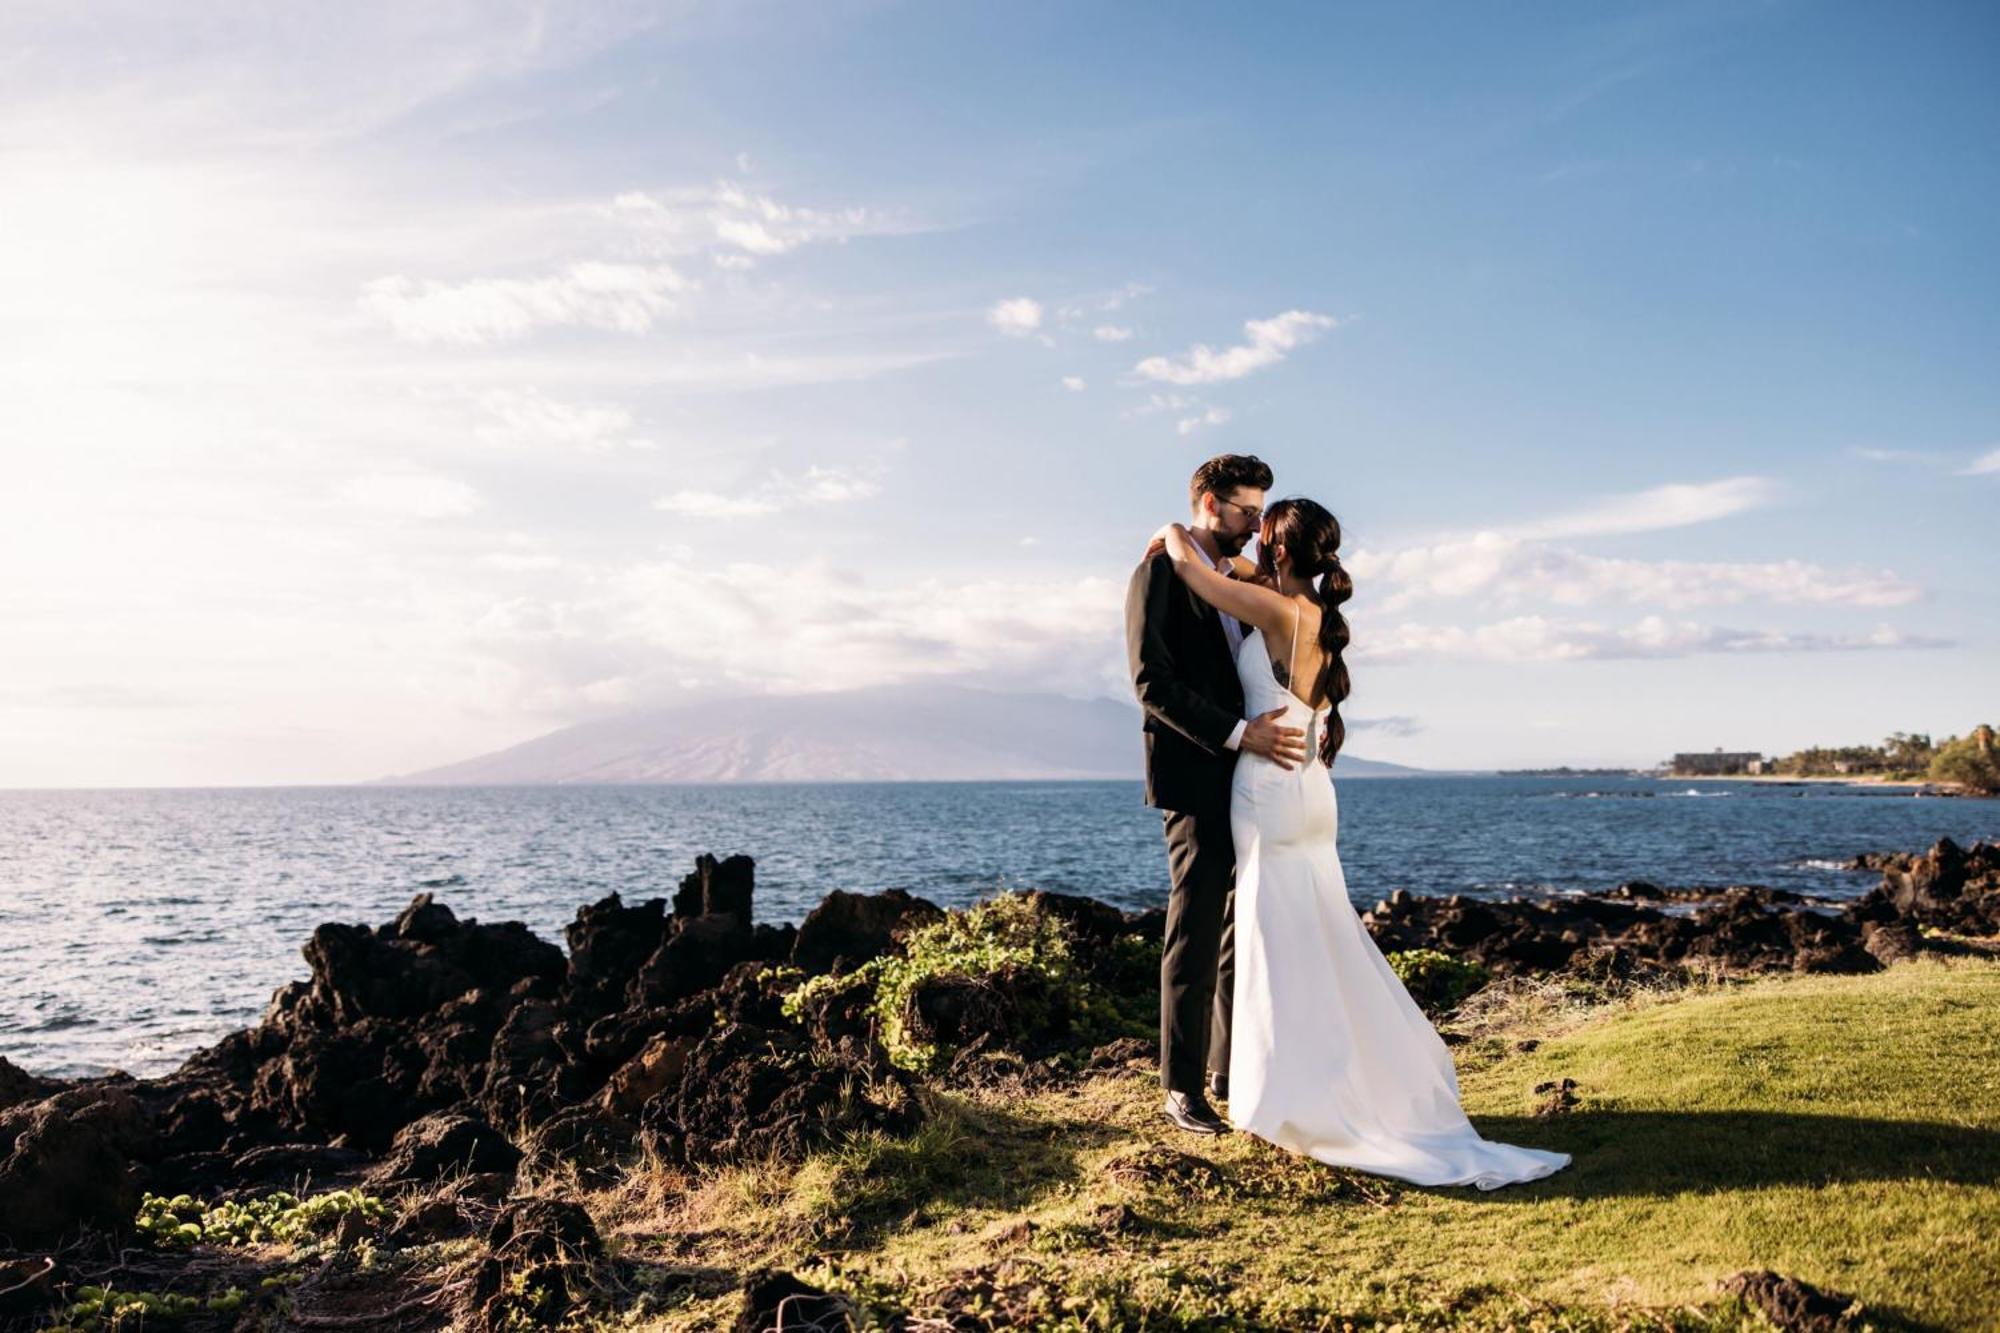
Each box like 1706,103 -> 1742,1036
1670,750 -> 1765,776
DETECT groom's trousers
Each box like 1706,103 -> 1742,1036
1159,807 -> 1234,1095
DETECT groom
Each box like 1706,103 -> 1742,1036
1126,453 -> 1306,1135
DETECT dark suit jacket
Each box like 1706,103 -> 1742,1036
1125,549 -> 1244,817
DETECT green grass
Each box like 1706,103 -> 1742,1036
605,956 -> 2000,1331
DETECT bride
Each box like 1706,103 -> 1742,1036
1152,498 -> 1571,1191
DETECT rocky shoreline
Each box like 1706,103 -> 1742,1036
2,838 -> 1997,1331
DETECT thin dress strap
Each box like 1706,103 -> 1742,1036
1289,601 -> 1302,701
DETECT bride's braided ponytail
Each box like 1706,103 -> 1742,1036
1313,546 -> 1353,768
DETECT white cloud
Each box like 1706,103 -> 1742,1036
709,182 -> 883,255
471,388 -> 653,453
1348,715 -> 1423,736
478,551 -> 567,572
653,464 -> 882,520
1133,309 -> 1335,385
988,297 -> 1045,337
1347,531 -> 1922,612
1509,476 -> 1776,540
1357,616 -> 1949,663
461,559 -> 1130,707
601,183 -> 912,258
1850,446 -> 1940,464
1176,406 -> 1231,436
1099,281 -> 1152,311
337,473 -> 481,518
353,179 -> 915,347
1061,376 -> 1087,392
789,466 -> 880,505
1959,446 -> 2000,476
1093,324 -> 1133,342
359,262 -> 690,344
650,490 -> 782,519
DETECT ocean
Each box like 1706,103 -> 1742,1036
3,776 -> 1995,1079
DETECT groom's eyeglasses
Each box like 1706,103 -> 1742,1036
1213,496 -> 1263,522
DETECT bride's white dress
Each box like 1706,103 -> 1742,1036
1226,620 -> 1571,1190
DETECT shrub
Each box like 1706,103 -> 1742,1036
874,893 -> 1082,1070
1929,725 -> 2000,795
778,892 -> 1149,1073
1386,949 -> 1490,1015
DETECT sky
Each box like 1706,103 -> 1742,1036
2,0 -> 1996,787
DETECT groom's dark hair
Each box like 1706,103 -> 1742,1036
1189,454 -> 1273,510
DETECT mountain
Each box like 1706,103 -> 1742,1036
368,684 -> 1427,785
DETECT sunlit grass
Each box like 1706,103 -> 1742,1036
605,955 -> 2000,1330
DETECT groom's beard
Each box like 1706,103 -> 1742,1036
1215,529 -> 1252,557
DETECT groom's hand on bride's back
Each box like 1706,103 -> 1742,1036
1242,708 -> 1308,769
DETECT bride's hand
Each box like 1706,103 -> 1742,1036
1146,522 -> 1193,557
1144,521 -> 1181,561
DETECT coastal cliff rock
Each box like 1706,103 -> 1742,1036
638,1019 -> 919,1167
2,837 -> 1989,1304
1849,836 -> 2000,936
1363,877 -> 1901,982
563,892 -> 669,1012
366,1112 -> 522,1191
0,1084 -> 151,1246
0,1059 -> 56,1116
791,886 -> 944,974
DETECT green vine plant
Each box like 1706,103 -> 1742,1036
781,892 -> 1154,1072
135,1189 -> 385,1248
1385,948 -> 1491,1015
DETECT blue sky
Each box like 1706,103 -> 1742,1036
1,1 -> 1995,785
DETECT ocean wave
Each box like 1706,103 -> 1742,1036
1548,791 -> 1656,800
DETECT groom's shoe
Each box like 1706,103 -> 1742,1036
1206,1072 -> 1229,1102
1162,1089 -> 1228,1135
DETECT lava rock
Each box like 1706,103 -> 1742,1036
0,1256 -> 56,1316
564,893 -> 670,1013
672,852 -> 756,927
524,1104 -> 634,1183
597,1034 -> 696,1120
367,1112 -> 521,1190
466,1198 -> 607,1331
1720,1269 -> 1863,1332
1846,838 -> 2000,936
735,1270 -> 852,1333
385,1195 -> 472,1246
229,1141 -> 372,1185
1860,920 -> 1925,967
783,974 -> 879,1059
0,1058 -> 58,1115
480,997 -> 575,1128
790,887 -> 943,975
0,1084 -> 151,1245
639,1022 -> 918,1167
630,914 -> 761,1008
903,964 -> 1075,1062
1532,1078 -> 1580,1116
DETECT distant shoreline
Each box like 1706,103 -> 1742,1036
1672,773 -> 1961,792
